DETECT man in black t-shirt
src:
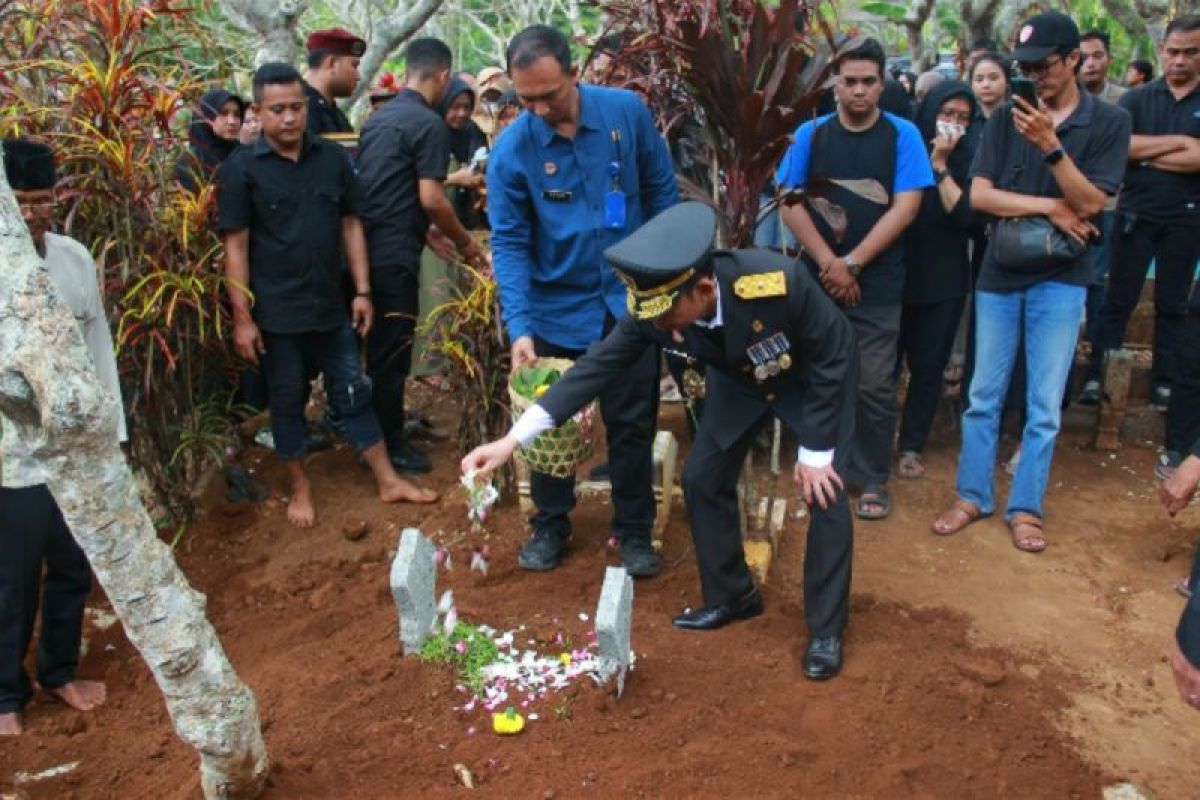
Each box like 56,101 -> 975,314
931,12 -> 1130,552
777,38 -> 933,521
1082,15 -> 1200,416
219,64 -> 438,528
356,38 -> 488,474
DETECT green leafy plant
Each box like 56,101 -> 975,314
509,364 -> 562,401
420,621 -> 501,692
0,0 -> 239,519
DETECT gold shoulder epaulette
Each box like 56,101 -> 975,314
733,271 -> 787,300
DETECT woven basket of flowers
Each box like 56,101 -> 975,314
507,358 -> 597,478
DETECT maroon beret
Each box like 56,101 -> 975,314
305,28 -> 366,57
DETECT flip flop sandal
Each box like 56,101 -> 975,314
1008,513 -> 1047,553
1176,577 -> 1193,599
932,499 -> 985,536
856,485 -> 892,520
897,450 -> 925,479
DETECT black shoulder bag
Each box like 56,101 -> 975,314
988,105 -> 1088,272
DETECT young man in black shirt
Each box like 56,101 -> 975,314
777,37 -> 933,521
1082,15 -> 1200,419
356,38 -> 488,474
303,28 -> 365,136
219,63 -> 438,528
932,12 -> 1131,552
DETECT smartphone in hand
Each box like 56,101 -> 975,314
1012,77 -> 1038,107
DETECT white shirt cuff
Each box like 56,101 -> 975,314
797,446 -> 834,468
509,405 -> 555,446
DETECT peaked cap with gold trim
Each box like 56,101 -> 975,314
604,201 -> 716,320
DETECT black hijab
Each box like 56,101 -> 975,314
176,89 -> 244,192
437,77 -> 482,164
913,79 -> 977,181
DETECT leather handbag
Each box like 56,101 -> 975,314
990,216 -> 1087,272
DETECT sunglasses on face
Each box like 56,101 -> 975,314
1017,55 -> 1064,76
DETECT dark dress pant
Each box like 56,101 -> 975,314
897,297 -> 965,453
842,303 -> 902,487
366,271 -> 421,452
1165,310 -> 1200,455
0,485 -> 91,713
529,324 -> 659,544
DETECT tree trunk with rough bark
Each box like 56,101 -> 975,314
0,155 -> 268,796
959,0 -> 1003,48
216,0 -> 309,66
904,0 -> 937,72
344,0 -> 445,108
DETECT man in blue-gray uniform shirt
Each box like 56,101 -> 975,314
487,25 -> 678,577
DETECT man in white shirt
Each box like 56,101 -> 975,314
0,138 -> 125,735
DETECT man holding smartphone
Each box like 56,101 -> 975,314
931,11 -> 1130,552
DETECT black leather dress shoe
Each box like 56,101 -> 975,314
803,635 -> 843,680
672,588 -> 763,630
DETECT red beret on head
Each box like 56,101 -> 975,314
305,28 -> 366,57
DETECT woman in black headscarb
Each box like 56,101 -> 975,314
895,80 -> 978,478
174,89 -> 245,194
438,76 -> 489,230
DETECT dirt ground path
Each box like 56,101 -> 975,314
2,396 -> 1197,798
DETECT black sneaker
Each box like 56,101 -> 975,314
518,531 -> 567,571
1077,379 -> 1102,406
620,537 -> 662,577
1151,385 -> 1171,411
389,440 -> 432,473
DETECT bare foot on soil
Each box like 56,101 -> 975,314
0,711 -> 21,735
379,476 -> 439,505
287,481 -> 316,528
48,679 -> 107,712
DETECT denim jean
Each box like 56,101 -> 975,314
262,325 -> 383,459
956,282 -> 1085,519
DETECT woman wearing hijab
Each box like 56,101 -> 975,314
895,80 -> 978,478
174,89 -> 244,194
439,76 -> 489,229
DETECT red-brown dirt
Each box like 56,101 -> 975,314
2,388 -> 1197,798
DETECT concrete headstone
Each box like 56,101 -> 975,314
390,527 -> 437,655
594,566 -> 634,696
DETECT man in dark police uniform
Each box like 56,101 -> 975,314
461,202 -> 859,679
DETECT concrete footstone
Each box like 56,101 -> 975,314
390,527 -> 437,655
594,566 -> 634,697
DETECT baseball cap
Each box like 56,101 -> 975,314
1012,11 -> 1081,63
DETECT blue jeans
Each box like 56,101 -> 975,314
262,325 -> 383,459
956,282 -> 1085,519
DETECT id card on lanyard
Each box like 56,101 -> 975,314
605,129 -> 626,229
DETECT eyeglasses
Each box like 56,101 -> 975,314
938,110 -> 972,125
1017,56 -> 1064,77
16,199 -> 55,212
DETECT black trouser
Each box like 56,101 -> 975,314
681,413 -> 854,638
366,271 -> 420,452
1087,214 -> 1199,390
1166,310 -> 1200,455
897,297 -> 966,454
0,485 -> 91,714
530,326 -> 659,543
842,303 -> 902,487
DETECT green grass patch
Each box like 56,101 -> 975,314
420,622 -> 500,692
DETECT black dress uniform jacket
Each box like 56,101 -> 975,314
540,249 -> 857,458
537,249 -> 858,637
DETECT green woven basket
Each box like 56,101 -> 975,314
508,358 -> 597,478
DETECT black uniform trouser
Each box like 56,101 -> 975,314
1087,214 -> 1199,390
0,485 -> 91,714
897,297 -> 965,454
1165,310 -> 1200,455
530,324 -> 659,543
366,271 -> 420,452
682,413 -> 854,638
842,303 -> 902,487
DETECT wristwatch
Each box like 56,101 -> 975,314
844,254 -> 862,278
1042,147 -> 1066,165
933,168 -> 950,183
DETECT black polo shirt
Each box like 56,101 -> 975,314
1117,78 -> 1200,222
305,81 -> 353,136
970,87 -> 1131,292
356,88 -> 450,288
217,134 -> 362,334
